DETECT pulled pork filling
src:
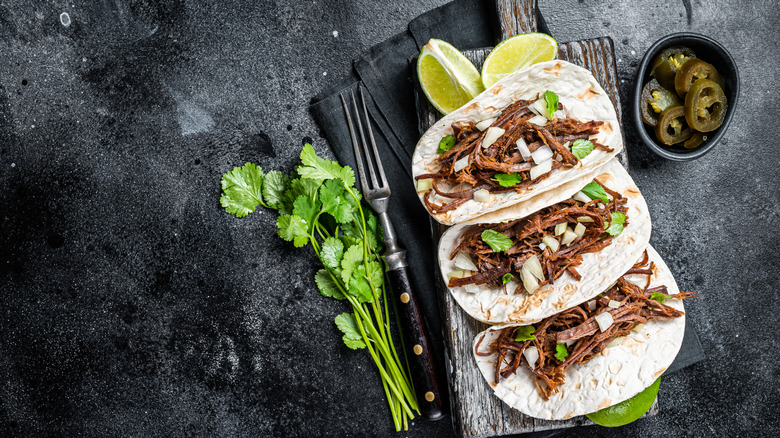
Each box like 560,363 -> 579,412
474,253 -> 697,400
448,180 -> 628,291
417,96 -> 614,214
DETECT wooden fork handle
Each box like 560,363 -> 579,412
387,264 -> 445,421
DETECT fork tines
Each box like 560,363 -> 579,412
340,86 -> 390,198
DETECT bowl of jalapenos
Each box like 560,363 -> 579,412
633,33 -> 739,161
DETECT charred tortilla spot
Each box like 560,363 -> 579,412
563,411 -> 576,419
653,367 -> 667,378
578,84 -> 601,100
625,187 -> 641,199
490,85 -> 503,95
602,121 -> 613,134
544,62 -> 563,75
597,398 -> 613,410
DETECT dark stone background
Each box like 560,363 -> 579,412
0,0 -> 777,437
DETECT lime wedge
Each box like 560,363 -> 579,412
481,33 -> 558,88
417,38 -> 484,115
586,377 -> 661,427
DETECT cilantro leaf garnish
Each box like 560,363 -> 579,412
555,343 -> 569,362
544,90 -> 559,119
335,313 -> 366,350
492,173 -> 524,187
438,134 -> 456,154
650,291 -> 669,304
606,212 -> 627,236
220,163 -> 267,217
321,237 -> 344,269
571,139 -> 594,159
581,181 -> 610,203
502,273 -> 515,285
262,170 -> 288,210
276,214 -> 309,247
513,325 -> 536,342
481,229 -> 513,252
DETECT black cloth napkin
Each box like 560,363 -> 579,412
310,0 -> 703,383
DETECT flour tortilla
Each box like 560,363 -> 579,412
439,158 -> 651,325
472,246 -> 684,420
413,60 -> 623,225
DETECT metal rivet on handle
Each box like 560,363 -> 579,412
400,293 -> 410,303
425,392 -> 435,402
413,345 -> 422,355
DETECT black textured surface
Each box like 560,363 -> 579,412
0,1 -> 778,437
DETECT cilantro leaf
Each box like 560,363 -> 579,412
481,229 -> 513,252
262,170 -> 288,210
349,265 -> 374,303
606,211 -> 627,236
555,343 -> 569,362
321,237 -> 344,269
502,273 -> 515,285
571,139 -> 594,160
437,134 -> 456,154
293,195 -> 320,230
492,173 -> 524,187
280,178 -> 320,215
276,214 -> 309,247
544,90 -> 559,119
220,163 -> 266,217
650,291 -> 668,304
298,143 -> 356,188
315,269 -> 345,300
320,179 -> 353,224
581,181 -> 609,203
513,325 -> 536,342
366,259 -> 384,291
340,244 -> 364,284
335,313 -> 366,349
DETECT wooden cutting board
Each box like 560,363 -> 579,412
412,1 -> 652,436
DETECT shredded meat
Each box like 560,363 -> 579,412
475,252 -> 697,400
417,95 -> 610,213
447,180 -> 628,290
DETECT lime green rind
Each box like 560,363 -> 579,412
586,377 -> 661,427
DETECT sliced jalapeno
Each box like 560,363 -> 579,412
674,58 -> 726,97
683,132 -> 707,149
640,78 -> 681,127
684,78 -> 727,132
655,104 -> 693,145
650,46 -> 697,90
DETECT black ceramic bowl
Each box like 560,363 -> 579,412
632,33 -> 739,161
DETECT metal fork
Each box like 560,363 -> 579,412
340,86 -> 443,421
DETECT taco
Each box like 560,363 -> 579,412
413,60 -> 623,225
438,159 -> 651,325
471,246 -> 695,420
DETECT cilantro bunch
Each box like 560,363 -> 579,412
220,144 -> 419,431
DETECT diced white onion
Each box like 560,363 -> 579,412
516,138 -> 531,160
523,254 -> 545,281
573,191 -> 592,203
597,203 -> 606,209
529,159 -> 552,180
542,235 -> 559,252
521,267 -> 539,294
447,269 -> 468,279
554,223 -> 567,236
608,299 -> 621,309
607,336 -> 625,348
473,189 -> 490,203
453,156 -> 469,172
482,127 -> 505,149
531,145 -> 553,164
464,283 -> 480,294
523,346 -> 539,368
416,178 -> 433,193
577,216 -> 594,223
587,300 -> 597,311
595,312 -> 614,332
475,118 -> 496,131
561,228 -> 578,246
538,242 -> 547,250
454,252 -> 478,271
527,114 -> 548,126
529,99 -> 547,117
574,222 -> 587,237
554,109 -> 566,120
632,323 -> 645,333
